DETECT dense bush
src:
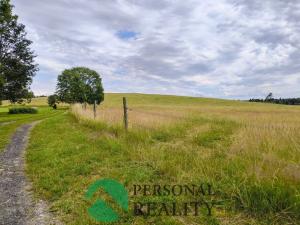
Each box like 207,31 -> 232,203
48,94 -> 58,109
8,107 -> 38,114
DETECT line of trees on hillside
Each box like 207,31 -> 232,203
249,98 -> 300,105
249,93 -> 300,105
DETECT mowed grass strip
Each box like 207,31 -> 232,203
0,106 -> 66,152
26,94 -> 300,225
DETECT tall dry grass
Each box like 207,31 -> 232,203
71,103 -> 190,129
28,94 -> 300,224
71,99 -> 300,186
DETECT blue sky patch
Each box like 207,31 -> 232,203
116,30 -> 138,40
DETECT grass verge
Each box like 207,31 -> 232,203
24,94 -> 300,224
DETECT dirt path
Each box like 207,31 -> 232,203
0,122 -> 61,225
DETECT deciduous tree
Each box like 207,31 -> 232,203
56,67 -> 104,105
0,0 -> 38,103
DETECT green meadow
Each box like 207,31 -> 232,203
0,105 -> 65,151
1,94 -> 300,224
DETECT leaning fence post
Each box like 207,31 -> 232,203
93,100 -> 97,119
123,97 -> 128,131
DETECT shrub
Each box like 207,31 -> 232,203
48,94 -> 58,109
8,107 -> 38,114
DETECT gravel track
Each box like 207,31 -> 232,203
0,122 -> 61,225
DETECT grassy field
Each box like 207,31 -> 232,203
0,104 -> 66,152
0,97 -> 68,151
2,94 -> 300,224
1,97 -> 47,106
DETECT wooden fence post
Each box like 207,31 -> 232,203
93,100 -> 97,119
123,97 -> 128,131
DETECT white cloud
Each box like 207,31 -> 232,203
11,0 -> 300,99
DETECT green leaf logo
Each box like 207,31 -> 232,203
85,179 -> 129,222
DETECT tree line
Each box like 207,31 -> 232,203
249,98 -> 300,105
249,93 -> 300,105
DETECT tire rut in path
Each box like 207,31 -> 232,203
0,122 -> 61,225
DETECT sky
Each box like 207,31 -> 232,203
11,0 -> 300,99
